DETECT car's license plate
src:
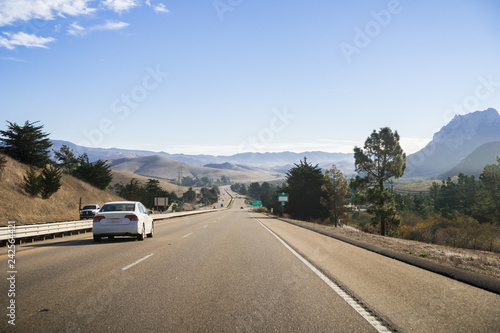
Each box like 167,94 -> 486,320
110,218 -> 121,223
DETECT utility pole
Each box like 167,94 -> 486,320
177,166 -> 183,198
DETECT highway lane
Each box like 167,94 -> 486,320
257,214 -> 500,332
1,200 -> 379,332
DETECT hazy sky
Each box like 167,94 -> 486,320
1,0 -> 499,156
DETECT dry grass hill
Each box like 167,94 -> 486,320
0,154 -> 123,226
110,169 -> 188,194
107,155 -> 282,183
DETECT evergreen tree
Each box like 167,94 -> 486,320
182,187 -> 197,203
200,186 -> 218,205
321,164 -> 349,227
248,182 -> 262,199
53,144 -> 78,173
72,153 -> 113,190
116,178 -> 149,203
474,158 -> 500,224
40,165 -> 62,199
0,120 -> 52,168
352,127 -> 406,236
283,158 -> 328,221
23,167 -> 42,196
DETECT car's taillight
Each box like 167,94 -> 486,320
124,214 -> 139,221
93,216 -> 105,222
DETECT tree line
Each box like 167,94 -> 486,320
181,175 -> 230,187
394,167 -> 500,225
233,127 -> 500,252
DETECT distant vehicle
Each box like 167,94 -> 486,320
80,204 -> 100,220
240,207 -> 243,209
93,201 -> 153,242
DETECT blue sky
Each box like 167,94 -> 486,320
1,0 -> 500,156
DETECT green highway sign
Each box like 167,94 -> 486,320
252,201 -> 262,206
278,193 -> 289,202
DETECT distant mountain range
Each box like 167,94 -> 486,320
51,108 -> 500,180
406,108 -> 500,178
50,140 -> 356,177
440,141 -> 500,178
106,155 -> 281,183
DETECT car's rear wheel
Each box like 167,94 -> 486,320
147,222 -> 154,238
137,225 -> 145,241
93,235 -> 101,242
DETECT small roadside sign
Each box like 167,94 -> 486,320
278,193 -> 289,202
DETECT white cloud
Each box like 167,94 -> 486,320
0,0 -> 96,27
67,22 -> 85,36
67,20 -> 129,36
153,3 -> 169,14
94,20 -> 129,31
145,0 -> 169,14
0,56 -> 29,62
101,0 -> 139,14
0,32 -> 55,49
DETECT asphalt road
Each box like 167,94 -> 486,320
1,193 -> 499,332
1,197 -> 378,332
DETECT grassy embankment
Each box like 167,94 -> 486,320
0,154 -> 123,226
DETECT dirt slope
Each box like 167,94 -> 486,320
0,154 -> 123,225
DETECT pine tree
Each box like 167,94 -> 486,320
0,121 -> 52,168
283,157 -> 328,221
321,164 -> 349,227
40,166 -> 62,199
353,127 -> 406,236
53,145 -> 78,173
474,157 -> 500,224
23,167 -> 42,196
72,153 -> 113,190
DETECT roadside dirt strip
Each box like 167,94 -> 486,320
253,212 -> 500,333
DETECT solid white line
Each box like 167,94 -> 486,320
120,253 -> 154,271
182,232 -> 193,238
253,217 -> 392,333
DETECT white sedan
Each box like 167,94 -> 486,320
93,201 -> 154,242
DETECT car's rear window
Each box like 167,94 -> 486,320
82,205 -> 97,210
101,204 -> 135,212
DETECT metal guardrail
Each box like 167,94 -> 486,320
0,220 -> 93,242
0,208 -> 220,245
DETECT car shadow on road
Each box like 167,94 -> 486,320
17,235 -> 140,249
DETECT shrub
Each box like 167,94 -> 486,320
350,211 -> 372,229
40,166 -> 62,199
23,167 -> 42,196
0,154 -> 6,178
398,214 -> 500,252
